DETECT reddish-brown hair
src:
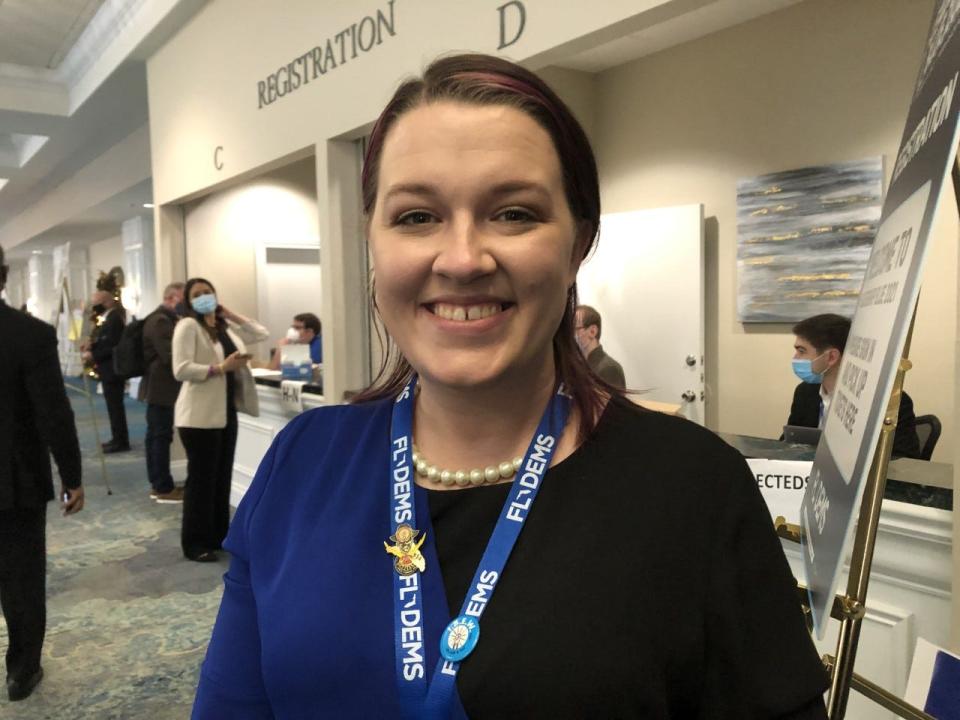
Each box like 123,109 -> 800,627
354,53 -> 622,440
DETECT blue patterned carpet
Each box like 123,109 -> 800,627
0,380 -> 225,719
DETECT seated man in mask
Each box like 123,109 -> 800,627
268,313 -> 322,370
787,313 -> 920,458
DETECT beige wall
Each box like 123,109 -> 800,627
147,0 -> 706,205
145,0 -> 958,444
183,156 -> 319,325
143,0 -> 799,411
537,66 -> 599,144
593,0 -> 957,460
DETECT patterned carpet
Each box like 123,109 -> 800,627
0,380 -> 226,720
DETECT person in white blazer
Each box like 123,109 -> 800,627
172,277 -> 269,562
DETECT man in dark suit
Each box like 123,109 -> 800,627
83,280 -> 129,452
0,244 -> 84,702
787,313 -> 920,459
140,282 -> 184,503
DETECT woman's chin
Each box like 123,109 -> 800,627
418,365 -> 503,391
413,351 -> 552,395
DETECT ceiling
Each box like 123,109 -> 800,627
24,177 -> 153,253
0,0 -> 106,69
0,0 -> 807,267
0,0 -> 208,264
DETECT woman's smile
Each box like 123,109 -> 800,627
428,301 -> 507,322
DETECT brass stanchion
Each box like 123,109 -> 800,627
822,656 -> 936,720
58,276 -> 113,495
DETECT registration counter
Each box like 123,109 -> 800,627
231,373 -> 327,508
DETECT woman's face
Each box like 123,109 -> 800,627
369,101 -> 583,391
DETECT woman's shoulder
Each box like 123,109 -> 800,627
173,316 -> 200,336
598,396 -> 739,462
270,397 -> 394,458
235,398 -> 394,520
583,395 -> 753,504
580,397 -> 765,538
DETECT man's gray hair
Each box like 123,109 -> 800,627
163,281 -> 185,299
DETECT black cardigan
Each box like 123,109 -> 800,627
430,397 -> 829,719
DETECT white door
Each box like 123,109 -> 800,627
577,205 -> 705,424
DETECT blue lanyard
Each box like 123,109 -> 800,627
388,377 -> 570,720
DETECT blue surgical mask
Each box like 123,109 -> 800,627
792,353 -> 826,384
191,293 -> 218,316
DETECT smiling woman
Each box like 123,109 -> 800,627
192,54 -> 830,720
368,102 -> 582,428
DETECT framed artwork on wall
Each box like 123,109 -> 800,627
737,157 -> 883,323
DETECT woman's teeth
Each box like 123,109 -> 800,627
433,303 -> 502,321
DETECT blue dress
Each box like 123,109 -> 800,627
192,400 -> 467,719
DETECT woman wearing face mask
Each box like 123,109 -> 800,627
172,278 -> 269,562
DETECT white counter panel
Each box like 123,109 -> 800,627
782,501 -> 951,719
232,384 -> 327,507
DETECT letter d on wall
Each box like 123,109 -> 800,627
497,1 -> 526,50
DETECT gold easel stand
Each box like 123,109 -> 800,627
57,276 -> 113,495
777,315 -> 933,720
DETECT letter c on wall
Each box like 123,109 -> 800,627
214,146 -> 224,170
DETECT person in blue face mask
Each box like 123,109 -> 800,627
171,277 -> 269,561
785,314 -> 920,458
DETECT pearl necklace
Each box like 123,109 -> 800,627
412,445 -> 523,487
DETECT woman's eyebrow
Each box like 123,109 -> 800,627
381,180 -> 552,205
382,183 -> 439,203
487,181 -> 550,199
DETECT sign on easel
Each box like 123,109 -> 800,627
801,1 -> 960,639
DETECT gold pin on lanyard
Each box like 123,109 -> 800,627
384,523 -> 426,575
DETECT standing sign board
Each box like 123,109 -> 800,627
801,0 -> 960,638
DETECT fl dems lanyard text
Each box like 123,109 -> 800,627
387,377 -> 570,720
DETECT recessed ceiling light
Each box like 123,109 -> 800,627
142,203 -> 155,209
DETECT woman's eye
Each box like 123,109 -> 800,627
496,208 -> 536,223
396,211 -> 435,225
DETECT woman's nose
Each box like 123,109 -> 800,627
431,218 -> 496,282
